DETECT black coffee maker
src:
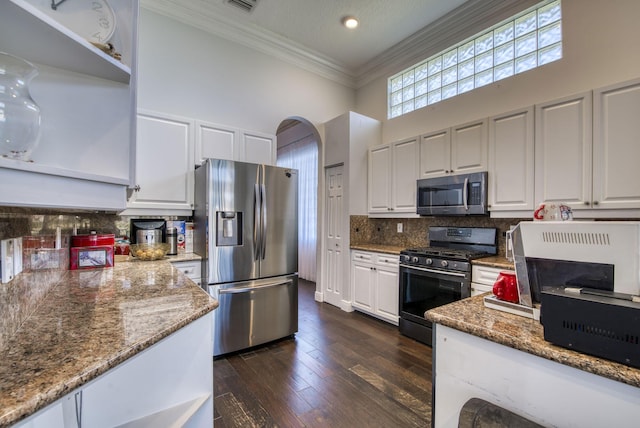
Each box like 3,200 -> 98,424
130,219 -> 166,244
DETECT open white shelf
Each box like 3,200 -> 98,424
0,0 -> 131,83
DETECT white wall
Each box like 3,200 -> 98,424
356,0 -> 640,144
137,9 -> 355,135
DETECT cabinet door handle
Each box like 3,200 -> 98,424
593,201 -> 599,206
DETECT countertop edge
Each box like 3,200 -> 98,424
350,244 -> 404,255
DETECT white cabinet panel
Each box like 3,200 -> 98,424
352,261 -> 375,311
127,111 -> 194,212
535,92 -> 592,209
375,264 -> 399,321
418,119 -> 487,180
488,107 -> 535,212
195,121 -> 238,164
350,251 -> 399,325
171,260 -> 202,286
451,119 -> 488,174
419,129 -> 450,178
392,138 -> 419,212
368,145 -> 392,213
593,78 -> 640,210
368,138 -> 418,216
241,131 -> 276,165
471,265 -> 514,297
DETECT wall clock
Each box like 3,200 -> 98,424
27,0 -> 117,43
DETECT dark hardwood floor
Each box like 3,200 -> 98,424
213,279 -> 433,427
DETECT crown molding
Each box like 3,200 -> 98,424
141,0 -> 542,90
140,0 -> 357,88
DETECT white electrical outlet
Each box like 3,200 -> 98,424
397,223 -> 403,233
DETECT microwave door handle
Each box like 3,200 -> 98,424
463,177 -> 469,211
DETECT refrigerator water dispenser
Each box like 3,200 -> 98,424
216,211 -> 242,246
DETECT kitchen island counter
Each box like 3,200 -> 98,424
0,260 -> 218,427
426,295 -> 640,427
425,294 -> 640,387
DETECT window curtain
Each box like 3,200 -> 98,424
277,136 -> 318,282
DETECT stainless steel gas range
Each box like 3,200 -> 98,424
399,226 -> 497,345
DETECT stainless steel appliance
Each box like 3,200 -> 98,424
130,219 -> 166,244
194,159 -> 298,356
417,171 -> 488,216
510,220 -> 640,368
399,226 -> 497,345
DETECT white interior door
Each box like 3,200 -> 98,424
323,164 -> 344,307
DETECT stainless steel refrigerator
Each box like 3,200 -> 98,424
194,158 -> 298,356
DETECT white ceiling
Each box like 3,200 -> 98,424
141,0 -> 540,88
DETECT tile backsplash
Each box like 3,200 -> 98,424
0,207 -> 188,242
350,215 -> 525,256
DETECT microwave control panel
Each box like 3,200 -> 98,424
469,182 -> 482,205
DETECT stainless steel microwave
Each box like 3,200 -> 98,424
416,171 -> 488,216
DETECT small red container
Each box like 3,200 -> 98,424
69,245 -> 114,270
71,234 -> 115,248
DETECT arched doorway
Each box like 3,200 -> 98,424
275,117 -> 321,283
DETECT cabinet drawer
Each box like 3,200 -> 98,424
171,260 -> 201,281
352,251 -> 373,263
374,254 -> 399,268
471,265 -> 514,286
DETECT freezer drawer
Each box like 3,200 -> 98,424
209,274 -> 298,356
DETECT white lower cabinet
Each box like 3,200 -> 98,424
171,259 -> 202,286
471,265 -> 514,297
14,314 -> 214,428
351,251 -> 399,325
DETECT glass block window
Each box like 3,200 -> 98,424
388,0 -> 562,119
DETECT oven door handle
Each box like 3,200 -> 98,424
400,264 -> 467,277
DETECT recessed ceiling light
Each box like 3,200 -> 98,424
342,16 -> 359,29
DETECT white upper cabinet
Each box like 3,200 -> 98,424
488,107 -> 535,212
0,0 -> 138,211
535,92 -> 593,210
368,145 -> 392,213
195,121 -> 238,165
592,78 -> 640,210
195,122 -> 275,166
125,110 -> 194,214
451,119 -> 489,174
392,138 -> 419,212
419,119 -> 488,179
368,137 -> 419,216
419,128 -> 451,178
240,131 -> 276,165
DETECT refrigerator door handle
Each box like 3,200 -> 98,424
260,182 -> 267,260
253,182 -> 261,261
218,278 -> 293,294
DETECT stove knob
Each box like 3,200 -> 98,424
425,258 -> 433,265
412,256 -> 419,263
441,260 -> 449,267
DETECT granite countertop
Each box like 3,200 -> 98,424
425,295 -> 640,388
0,260 -> 218,427
472,255 -> 515,270
350,244 -> 405,255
